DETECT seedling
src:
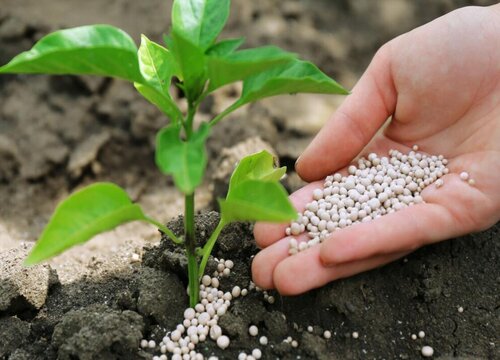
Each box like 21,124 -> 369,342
0,0 -> 347,306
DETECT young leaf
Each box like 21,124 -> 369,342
134,82 -> 183,122
237,59 -> 349,105
136,36 -> 182,121
0,25 -> 143,83
138,35 -> 179,94
219,151 -> 296,223
172,0 -> 231,50
207,46 -> 297,91
25,183 -> 149,266
170,31 -> 207,101
206,38 -> 245,56
155,123 -> 210,194
228,150 -> 286,193
219,180 -> 296,223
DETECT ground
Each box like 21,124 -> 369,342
0,0 -> 498,359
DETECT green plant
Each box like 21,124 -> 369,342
0,0 -> 347,306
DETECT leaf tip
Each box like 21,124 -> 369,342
338,86 -> 351,95
23,254 -> 39,267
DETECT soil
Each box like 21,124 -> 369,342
1,213 -> 499,359
0,0 -> 499,359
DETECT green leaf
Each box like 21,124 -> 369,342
219,180 -> 297,223
228,150 -> 286,194
219,151 -> 296,223
170,31 -> 207,101
163,33 -> 174,49
0,25 -> 143,83
237,59 -> 349,105
155,123 -> 210,194
136,36 -> 182,121
138,35 -> 179,94
207,46 -> 297,91
210,59 -> 349,126
134,82 -> 182,122
25,183 -> 148,265
206,37 -> 245,56
172,0 -> 231,50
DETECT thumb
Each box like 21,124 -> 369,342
296,43 -> 397,182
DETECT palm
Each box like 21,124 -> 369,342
251,5 -> 500,295
382,4 -> 500,233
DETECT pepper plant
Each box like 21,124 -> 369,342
1,0 -> 347,306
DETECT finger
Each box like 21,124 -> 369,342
272,245 -> 409,295
253,181 -> 323,248
296,43 -> 397,182
251,238 -> 291,289
319,202 -> 456,266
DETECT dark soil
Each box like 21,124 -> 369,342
1,213 -> 499,359
1,0 -> 499,359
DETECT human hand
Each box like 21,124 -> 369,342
252,5 -> 500,295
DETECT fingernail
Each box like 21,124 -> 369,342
321,255 -> 340,267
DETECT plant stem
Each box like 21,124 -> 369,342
185,102 -> 196,139
209,101 -> 243,127
143,215 -> 183,244
184,192 -> 199,307
183,98 -> 200,307
198,217 -> 226,279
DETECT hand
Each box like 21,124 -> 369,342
252,5 -> 500,295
